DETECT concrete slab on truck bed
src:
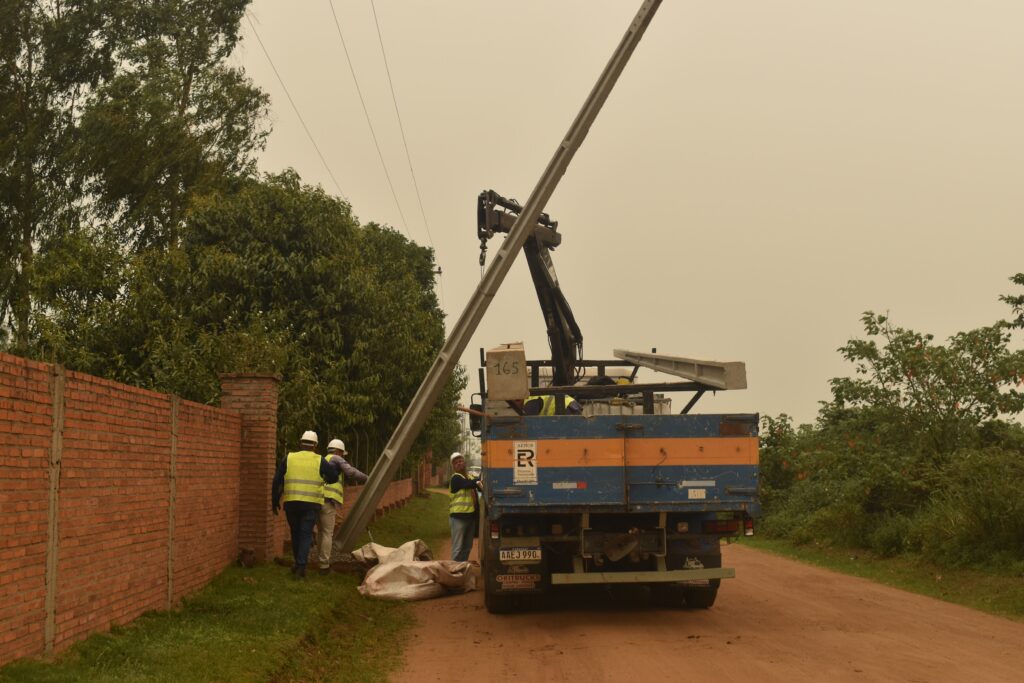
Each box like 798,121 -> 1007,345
614,349 -> 747,390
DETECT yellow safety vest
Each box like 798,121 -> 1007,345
282,450 -> 324,505
324,457 -> 344,504
538,394 -> 576,416
449,473 -> 476,515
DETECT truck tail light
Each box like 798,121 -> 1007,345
703,520 -> 740,534
551,523 -> 563,535
490,522 -> 500,540
676,521 -> 689,533
744,518 -> 754,536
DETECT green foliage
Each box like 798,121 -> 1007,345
1,2 -> 463,464
0,0 -> 121,351
1,0 -> 266,348
822,311 -> 1024,454
913,448 -> 1024,567
760,296 -> 1024,570
1001,272 -> 1024,329
34,171 -> 464,462
78,0 -> 268,249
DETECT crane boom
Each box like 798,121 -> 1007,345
334,0 -> 663,553
477,189 -> 582,386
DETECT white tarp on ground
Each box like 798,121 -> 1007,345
354,540 -> 476,601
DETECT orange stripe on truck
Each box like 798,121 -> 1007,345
484,437 -> 758,468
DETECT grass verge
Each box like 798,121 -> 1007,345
1,491 -> 451,683
739,536 -> 1024,622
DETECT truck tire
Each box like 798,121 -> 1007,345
682,586 -> 718,609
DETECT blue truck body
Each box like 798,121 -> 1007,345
478,411 -> 760,612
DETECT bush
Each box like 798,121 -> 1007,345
912,448 -> 1024,568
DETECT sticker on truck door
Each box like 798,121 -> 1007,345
513,441 -> 538,485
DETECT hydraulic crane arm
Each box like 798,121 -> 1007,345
478,190 -> 583,386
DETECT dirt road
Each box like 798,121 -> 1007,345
394,543 -> 1024,682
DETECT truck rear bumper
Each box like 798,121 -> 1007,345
550,567 -> 735,585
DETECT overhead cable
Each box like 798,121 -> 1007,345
368,0 -> 447,312
327,0 -> 411,238
245,15 -> 348,201
369,0 -> 436,250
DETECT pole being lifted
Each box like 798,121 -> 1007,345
335,0 -> 664,552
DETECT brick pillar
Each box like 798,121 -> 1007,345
219,373 -> 280,563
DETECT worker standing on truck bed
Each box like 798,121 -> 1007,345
315,438 -> 368,575
449,452 -> 482,562
523,394 -> 583,415
272,431 -> 341,579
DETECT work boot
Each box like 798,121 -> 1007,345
296,566 -> 306,580
319,567 -> 330,576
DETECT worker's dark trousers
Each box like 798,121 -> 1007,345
284,501 -> 320,570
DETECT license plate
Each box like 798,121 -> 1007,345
500,547 -> 542,562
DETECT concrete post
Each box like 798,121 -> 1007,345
219,373 -> 280,563
44,365 -> 65,654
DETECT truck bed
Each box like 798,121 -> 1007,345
482,413 -> 760,515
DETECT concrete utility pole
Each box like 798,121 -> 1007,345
335,0 -> 664,552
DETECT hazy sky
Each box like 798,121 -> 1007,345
237,1 -> 1023,424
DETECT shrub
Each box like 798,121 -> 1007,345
913,448 -> 1024,569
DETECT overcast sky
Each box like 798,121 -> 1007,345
237,1 -> 1023,425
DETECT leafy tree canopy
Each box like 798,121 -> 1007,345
36,170 -> 464,460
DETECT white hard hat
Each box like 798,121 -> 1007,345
450,451 -> 464,463
327,438 -> 346,453
300,430 -> 318,445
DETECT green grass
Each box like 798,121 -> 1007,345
1,491 -> 452,683
739,536 -> 1024,622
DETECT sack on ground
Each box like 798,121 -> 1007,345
355,540 -> 475,601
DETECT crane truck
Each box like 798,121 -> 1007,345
473,191 -> 760,613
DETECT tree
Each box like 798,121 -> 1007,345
0,0 -> 119,352
38,171 -> 464,461
1,0 -> 267,352
78,0 -> 267,250
1001,272 -> 1024,330
821,312 -> 1024,454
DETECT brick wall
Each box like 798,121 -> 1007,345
219,374 -> 279,563
0,355 -> 51,662
0,352 -> 420,666
53,371 -> 181,652
0,353 -> 256,665
170,401 -> 243,602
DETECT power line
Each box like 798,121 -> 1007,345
327,0 -> 411,238
369,0 -> 435,250
245,15 -> 348,201
368,0 -> 447,312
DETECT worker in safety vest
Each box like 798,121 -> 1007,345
314,438 -> 368,575
523,394 -> 583,416
449,452 -> 482,562
271,430 -> 341,579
